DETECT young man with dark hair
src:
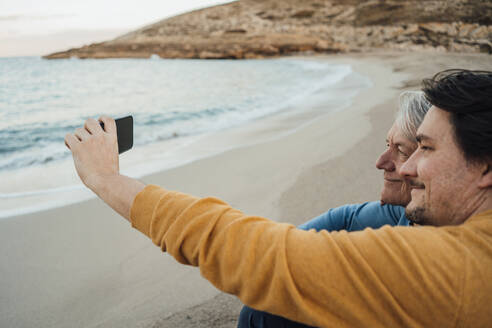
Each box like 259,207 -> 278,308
402,70 -> 492,226
65,69 -> 492,327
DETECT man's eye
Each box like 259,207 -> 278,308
398,149 -> 408,157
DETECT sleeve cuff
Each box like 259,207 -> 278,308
130,184 -> 165,237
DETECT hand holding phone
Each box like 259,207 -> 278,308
100,116 -> 133,154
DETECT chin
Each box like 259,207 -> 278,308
380,193 -> 409,207
380,196 -> 404,206
405,200 -> 417,212
405,205 -> 430,225
381,180 -> 412,204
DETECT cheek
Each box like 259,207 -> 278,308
432,166 -> 469,200
382,180 -> 404,197
421,163 -> 460,205
416,157 -> 434,182
401,180 -> 411,195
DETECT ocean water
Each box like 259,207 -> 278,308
0,56 -> 371,218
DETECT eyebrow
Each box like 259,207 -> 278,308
415,134 -> 433,143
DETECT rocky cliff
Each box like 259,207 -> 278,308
44,0 -> 492,59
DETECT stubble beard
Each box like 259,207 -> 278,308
405,206 -> 429,225
405,181 -> 431,225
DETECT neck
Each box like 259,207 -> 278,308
464,191 -> 492,221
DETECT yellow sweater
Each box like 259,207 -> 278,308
130,185 -> 492,327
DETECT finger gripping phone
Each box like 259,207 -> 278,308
100,116 -> 133,154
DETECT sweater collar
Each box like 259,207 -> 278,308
466,209 -> 492,224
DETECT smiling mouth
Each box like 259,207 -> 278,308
409,181 -> 425,189
384,178 -> 402,183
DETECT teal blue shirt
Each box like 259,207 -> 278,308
299,201 -> 409,232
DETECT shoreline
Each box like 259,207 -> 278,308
1,52 -> 490,328
0,58 -> 368,219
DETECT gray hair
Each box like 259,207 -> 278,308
395,91 -> 432,142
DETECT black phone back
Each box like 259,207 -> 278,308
100,116 -> 133,154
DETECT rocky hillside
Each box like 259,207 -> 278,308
44,0 -> 492,59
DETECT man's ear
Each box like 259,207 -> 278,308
478,164 -> 492,188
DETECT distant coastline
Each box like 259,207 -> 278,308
0,29 -> 128,58
44,0 -> 491,60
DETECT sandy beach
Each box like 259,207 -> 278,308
1,52 -> 490,328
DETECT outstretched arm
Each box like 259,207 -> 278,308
65,116 -> 145,220
130,184 -> 466,328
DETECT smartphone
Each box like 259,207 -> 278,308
100,115 -> 133,154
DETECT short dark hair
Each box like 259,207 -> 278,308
422,69 -> 492,164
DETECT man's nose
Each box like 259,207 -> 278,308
399,151 -> 418,177
376,149 -> 395,171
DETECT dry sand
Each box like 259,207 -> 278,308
0,52 -> 490,328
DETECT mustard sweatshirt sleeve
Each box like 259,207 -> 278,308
130,185 -> 475,327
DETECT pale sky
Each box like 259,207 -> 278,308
0,0 -> 235,57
